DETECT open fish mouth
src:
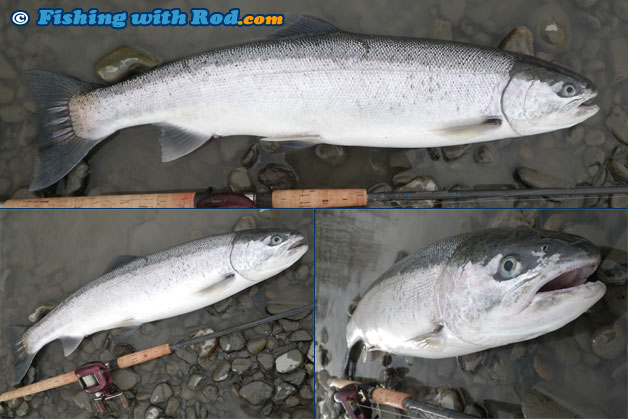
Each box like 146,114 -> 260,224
288,237 -> 307,251
535,262 -> 599,294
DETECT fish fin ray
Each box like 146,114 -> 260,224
435,118 -> 502,141
406,325 -> 445,352
197,273 -> 236,297
24,70 -> 103,191
7,325 -> 36,385
260,135 -> 321,149
60,335 -> 83,357
268,14 -> 340,40
157,124 -> 212,162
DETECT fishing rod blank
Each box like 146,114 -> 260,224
0,303 -> 314,403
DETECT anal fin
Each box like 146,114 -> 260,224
157,124 -> 212,162
435,118 -> 502,141
60,335 -> 84,357
198,274 -> 236,297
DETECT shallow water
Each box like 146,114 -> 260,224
0,0 -> 626,207
315,209 -> 627,418
0,209 -> 314,418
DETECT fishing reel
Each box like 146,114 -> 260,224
334,383 -> 373,419
75,362 -> 129,414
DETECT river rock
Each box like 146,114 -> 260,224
276,349 -> 303,373
530,4 -> 571,51
0,83 -> 15,104
202,384 -> 219,401
14,401 -> 29,417
516,166 -> 574,188
150,383 -> 173,404
315,144 -> 347,166
232,357 -> 252,374
258,163 -> 297,190
289,330 -> 312,342
239,381 -> 274,405
592,323 -> 627,359
219,331 -> 245,352
187,373 -> 206,390
430,19 -> 453,41
609,147 -> 628,183
62,161 -> 90,196
584,129 -> 606,147
212,360 -> 231,382
596,249 -> 627,286
0,105 -> 29,123
234,215 -> 256,231
247,335 -> 267,354
273,378 -> 297,402
284,369 -> 306,386
241,143 -> 259,168
165,398 -> 180,416
606,106 -> 628,145
258,352 -> 275,371
499,26 -> 534,55
424,387 -> 463,411
488,353 -> 516,383
266,303 -> 311,320
95,46 -> 160,83
191,327 -> 218,357
144,406 -> 162,419
175,347 -> 197,364
458,351 -> 487,374
112,368 -> 139,390
228,167 -> 253,193
442,144 -> 471,161
474,145 -> 495,165
522,389 -> 576,418
610,38 -> 628,84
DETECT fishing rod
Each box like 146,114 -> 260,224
2,186 -> 627,208
330,377 -> 478,419
0,303 -> 314,413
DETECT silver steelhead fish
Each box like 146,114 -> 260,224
9,229 -> 308,384
26,17 -> 598,190
346,228 -> 605,359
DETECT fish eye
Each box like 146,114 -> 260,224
499,255 -> 519,279
270,235 -> 283,246
559,83 -> 577,97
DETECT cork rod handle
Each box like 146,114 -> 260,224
0,372 -> 78,402
3,193 -> 197,208
116,344 -> 172,368
271,189 -> 368,208
329,378 -> 411,411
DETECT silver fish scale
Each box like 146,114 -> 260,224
76,32 -> 515,144
349,235 -> 467,346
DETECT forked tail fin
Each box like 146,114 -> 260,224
24,70 -> 103,191
6,325 -> 36,385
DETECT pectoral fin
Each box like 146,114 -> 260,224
406,325 -> 445,352
260,135 -> 322,149
435,118 -> 502,141
196,274 -> 236,297
157,124 -> 213,162
60,335 -> 84,356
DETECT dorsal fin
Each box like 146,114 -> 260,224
269,14 -> 340,40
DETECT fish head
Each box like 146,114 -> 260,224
230,229 -> 308,281
502,56 -> 598,136
438,228 -> 604,349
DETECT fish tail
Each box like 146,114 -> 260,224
24,70 -> 102,191
6,325 -> 36,385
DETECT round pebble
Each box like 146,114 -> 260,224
592,324 -> 627,359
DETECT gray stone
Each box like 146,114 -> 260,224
175,347 -> 198,364
112,368 -> 139,390
474,145 -> 495,165
279,319 -> 300,332
140,322 -> 158,336
247,335 -> 267,355
212,360 -> 231,382
300,385 -> 314,400
190,327 -> 218,358
219,331 -> 245,352
187,373 -> 206,390
439,0 -> 466,24
284,369 -> 306,386
259,140 -> 281,152
499,26 -> 534,55
584,129 -> 606,146
14,401 -> 29,417
592,323 -> 627,359
610,38 -> 628,84
212,298 -> 231,313
614,0 -> 628,20
258,163 -> 297,190
239,381 -> 274,405
609,147 -> 628,183
522,388 -> 577,418
606,107 -> 628,145
95,46 -> 160,83
258,352 -> 275,371
64,161 -> 90,196
145,405 -> 162,419
0,52 -> 18,80
584,147 -> 606,176
442,144 -> 471,161
276,349 -> 303,373
0,105 -> 29,123
289,330 -> 312,342
28,302 -> 56,323
202,384 -> 219,401
236,294 -> 254,310
240,144 -> 259,168
0,83 -> 15,104
234,215 -> 256,231
315,144 -> 347,166
273,378 -> 297,402
72,390 -> 93,412
232,357 -> 252,374
484,400 -> 524,418
114,343 -> 135,357
266,303 -> 311,320
567,125 -> 585,145
228,167 -> 253,193
424,387 -> 463,411
488,353 -> 516,384
458,350 -> 486,374
596,249 -> 627,286
165,398 -> 180,416
430,19 -> 453,41
295,264 -> 310,280
516,166 -> 574,188
150,383 -> 173,404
